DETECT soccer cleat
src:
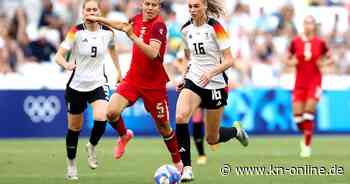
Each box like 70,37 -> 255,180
65,159 -> 79,180
85,142 -> 98,169
114,129 -> 134,159
300,141 -> 311,158
196,155 -> 207,165
174,161 -> 184,173
234,121 -> 249,147
181,166 -> 194,182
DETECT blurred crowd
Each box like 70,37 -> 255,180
0,0 -> 350,89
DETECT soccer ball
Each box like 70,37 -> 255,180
154,164 -> 181,184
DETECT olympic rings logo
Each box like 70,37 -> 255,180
23,96 -> 61,123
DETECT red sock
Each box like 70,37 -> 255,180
303,120 -> 314,146
163,131 -> 181,163
109,117 -> 127,136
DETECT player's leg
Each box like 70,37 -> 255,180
143,91 -> 183,172
107,82 -> 138,159
300,86 -> 321,157
292,88 -> 312,157
85,86 -> 109,169
205,107 -> 248,147
293,101 -> 305,133
64,87 -> 86,180
176,88 -> 201,182
192,109 -> 207,165
66,113 -> 83,180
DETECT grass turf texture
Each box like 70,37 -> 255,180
0,136 -> 348,184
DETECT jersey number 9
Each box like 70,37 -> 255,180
91,46 -> 97,58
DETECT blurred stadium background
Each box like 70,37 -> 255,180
0,0 -> 349,183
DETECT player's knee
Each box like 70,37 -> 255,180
94,112 -> 107,122
106,110 -> 121,122
158,124 -> 171,137
176,112 -> 190,124
69,124 -> 82,131
206,136 -> 218,145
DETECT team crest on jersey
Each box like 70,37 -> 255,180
189,34 -> 192,39
159,29 -> 163,35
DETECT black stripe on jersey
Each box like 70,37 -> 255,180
101,24 -> 113,32
66,60 -> 77,87
181,19 -> 192,31
219,59 -> 229,85
67,69 -> 76,87
76,23 -> 85,31
223,71 -> 228,85
207,18 -> 218,27
103,64 -> 108,83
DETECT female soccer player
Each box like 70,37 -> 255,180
287,15 -> 332,158
54,0 -> 122,180
176,0 -> 249,181
86,0 -> 183,173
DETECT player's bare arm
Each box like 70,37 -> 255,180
86,15 -> 126,31
176,49 -> 191,92
54,47 -> 76,71
108,45 -> 122,83
285,53 -> 297,67
121,22 -> 161,60
198,48 -> 234,87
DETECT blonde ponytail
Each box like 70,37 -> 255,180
204,0 -> 226,18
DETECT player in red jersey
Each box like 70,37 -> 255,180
86,0 -> 183,172
287,15 -> 333,157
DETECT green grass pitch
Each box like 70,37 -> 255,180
0,136 -> 349,184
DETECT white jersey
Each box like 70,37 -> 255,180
181,18 -> 231,89
60,23 -> 115,92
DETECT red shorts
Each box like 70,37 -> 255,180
116,81 -> 169,123
293,85 -> 322,102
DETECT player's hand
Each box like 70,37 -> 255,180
64,62 -> 76,71
85,15 -> 99,23
176,80 -> 185,92
286,58 -> 297,67
198,73 -> 211,87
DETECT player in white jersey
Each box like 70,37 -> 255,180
54,0 -> 122,180
175,0 -> 249,182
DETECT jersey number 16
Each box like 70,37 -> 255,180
193,42 -> 206,55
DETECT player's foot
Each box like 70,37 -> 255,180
196,155 -> 207,165
114,129 -> 134,159
65,159 -> 79,180
174,161 -> 184,173
85,142 -> 98,169
181,166 -> 194,182
234,121 -> 249,147
300,141 -> 311,158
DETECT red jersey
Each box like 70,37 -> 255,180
123,14 -> 169,89
288,35 -> 329,88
